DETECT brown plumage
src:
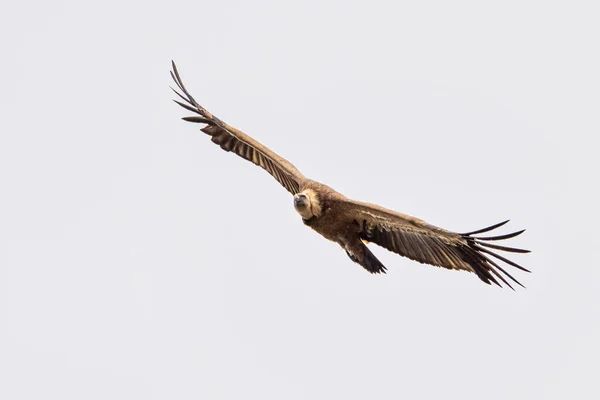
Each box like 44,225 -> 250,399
170,61 -> 530,289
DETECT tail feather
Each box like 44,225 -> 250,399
346,242 -> 387,274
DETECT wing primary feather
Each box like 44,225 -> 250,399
479,253 -> 525,289
474,229 -> 526,241
476,241 -> 530,253
170,86 -> 191,104
173,99 -> 200,114
182,116 -> 211,124
485,263 -> 515,290
171,62 -> 186,92
171,62 -> 201,107
472,244 -> 531,273
462,220 -> 510,235
170,71 -> 184,91
465,246 -> 517,289
457,247 -> 495,286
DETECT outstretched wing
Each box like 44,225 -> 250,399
340,200 -> 530,289
170,61 -> 306,195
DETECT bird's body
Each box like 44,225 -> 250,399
298,182 -> 390,274
171,62 -> 530,289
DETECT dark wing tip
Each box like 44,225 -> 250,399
171,60 -> 181,82
462,220 -> 510,236
170,62 -> 208,120
182,116 -> 211,124
475,229 -> 526,241
459,220 -> 530,289
477,242 -> 531,254
173,99 -> 199,114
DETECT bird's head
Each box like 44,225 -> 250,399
294,190 -> 321,220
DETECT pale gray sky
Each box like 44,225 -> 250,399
1,1 -> 599,399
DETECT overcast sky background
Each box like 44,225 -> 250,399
1,1 -> 599,399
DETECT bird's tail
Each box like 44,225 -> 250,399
346,242 -> 387,274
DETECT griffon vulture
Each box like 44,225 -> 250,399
170,62 -> 530,289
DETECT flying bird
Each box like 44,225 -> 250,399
170,61 -> 530,289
